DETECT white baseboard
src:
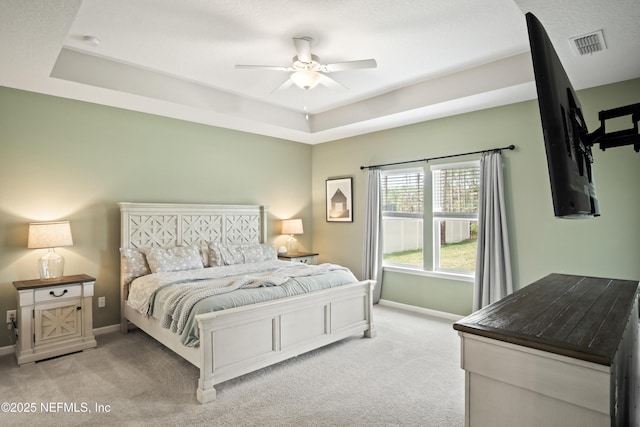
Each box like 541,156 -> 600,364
0,324 -> 121,357
378,299 -> 465,322
0,344 -> 14,356
93,324 -> 120,336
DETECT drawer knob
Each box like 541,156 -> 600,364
76,306 -> 82,311
49,289 -> 68,298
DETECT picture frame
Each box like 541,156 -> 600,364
326,177 -> 353,222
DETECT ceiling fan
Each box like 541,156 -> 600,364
235,36 -> 377,91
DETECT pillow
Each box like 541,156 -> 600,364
208,242 -> 276,266
208,242 -> 241,266
199,244 -> 210,267
242,243 -> 277,263
120,248 -> 151,286
145,245 -> 204,273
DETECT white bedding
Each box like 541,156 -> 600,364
128,260 -> 353,320
127,260 -> 288,314
128,260 -> 359,346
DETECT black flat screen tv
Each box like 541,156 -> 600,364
526,12 -> 600,218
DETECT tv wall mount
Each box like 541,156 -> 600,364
587,103 -> 640,152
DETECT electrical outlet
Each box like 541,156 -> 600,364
6,310 -> 16,324
98,296 -> 106,308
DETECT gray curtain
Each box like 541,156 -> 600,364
473,151 -> 513,311
363,168 -> 383,303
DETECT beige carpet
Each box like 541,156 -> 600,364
0,305 -> 464,426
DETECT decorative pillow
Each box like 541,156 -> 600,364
208,242 -> 242,266
242,243 -> 277,263
145,245 -> 204,273
199,244 -> 210,267
120,248 -> 151,286
208,242 -> 276,266
208,242 -> 224,266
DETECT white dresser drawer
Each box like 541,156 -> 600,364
35,284 -> 82,302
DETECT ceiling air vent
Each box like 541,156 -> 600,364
569,30 -> 606,56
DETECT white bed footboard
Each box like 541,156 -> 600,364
196,280 -> 375,403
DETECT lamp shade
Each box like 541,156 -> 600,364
27,221 -> 73,249
281,219 -> 303,235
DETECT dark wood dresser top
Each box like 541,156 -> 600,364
453,273 -> 639,365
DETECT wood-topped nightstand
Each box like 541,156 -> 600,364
278,252 -> 319,265
13,274 -> 97,365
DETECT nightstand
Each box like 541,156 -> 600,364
278,252 -> 319,265
13,274 -> 97,365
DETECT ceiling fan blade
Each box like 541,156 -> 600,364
292,37 -> 312,63
318,73 -> 348,90
235,64 -> 294,71
271,78 -> 294,93
323,59 -> 377,72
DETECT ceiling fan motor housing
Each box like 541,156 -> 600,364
292,54 -> 321,71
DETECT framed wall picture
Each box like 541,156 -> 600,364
326,177 -> 353,222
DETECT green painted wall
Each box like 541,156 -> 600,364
1,79 -> 638,349
0,87 -> 312,348
311,78 -> 640,316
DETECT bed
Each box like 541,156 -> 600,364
119,202 -> 375,403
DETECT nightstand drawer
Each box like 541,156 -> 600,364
278,252 -> 319,265
35,284 -> 81,302
290,255 -> 316,264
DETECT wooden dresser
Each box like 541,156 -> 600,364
454,273 -> 639,427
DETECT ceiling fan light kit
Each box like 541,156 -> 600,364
291,70 -> 322,90
235,36 -> 377,92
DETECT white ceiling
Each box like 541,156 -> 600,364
1,0 -> 638,144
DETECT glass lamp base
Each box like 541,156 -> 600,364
38,249 -> 65,279
286,236 -> 298,254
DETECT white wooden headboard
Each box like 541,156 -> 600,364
118,202 -> 268,249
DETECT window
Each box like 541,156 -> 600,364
381,168 -> 424,268
431,162 -> 479,273
382,161 -> 480,276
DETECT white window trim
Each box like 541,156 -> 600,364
381,159 -> 480,280
383,265 -> 474,282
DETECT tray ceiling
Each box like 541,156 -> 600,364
1,0 -> 638,143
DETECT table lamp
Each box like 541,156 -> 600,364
27,221 -> 73,279
281,219 -> 303,254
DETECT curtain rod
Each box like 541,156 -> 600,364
359,144 -> 516,170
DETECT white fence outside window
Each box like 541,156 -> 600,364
383,218 -> 470,254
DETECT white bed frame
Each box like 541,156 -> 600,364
119,202 -> 375,403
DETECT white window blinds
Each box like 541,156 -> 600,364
432,161 -> 480,219
381,168 -> 424,216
